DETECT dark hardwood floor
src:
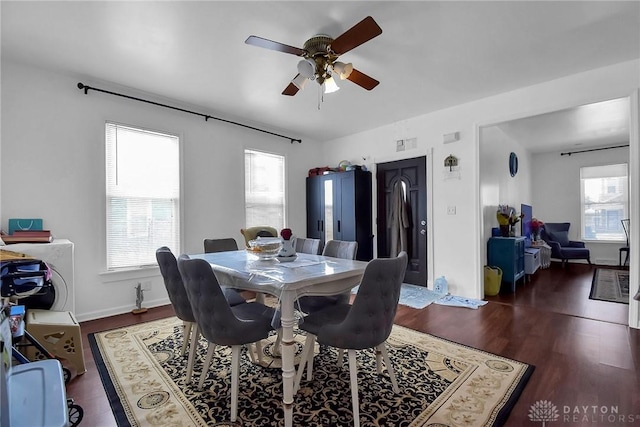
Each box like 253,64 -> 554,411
67,262 -> 639,426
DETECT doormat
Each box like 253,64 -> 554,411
589,268 -> 629,304
352,283 -> 443,309
90,317 -> 534,426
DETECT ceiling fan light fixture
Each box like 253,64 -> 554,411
297,58 -> 316,79
332,61 -> 353,80
292,74 -> 308,90
323,75 -> 340,94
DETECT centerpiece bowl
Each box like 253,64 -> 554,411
247,237 -> 283,260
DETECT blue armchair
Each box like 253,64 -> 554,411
541,222 -> 591,267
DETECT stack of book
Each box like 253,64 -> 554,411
1,230 -> 53,244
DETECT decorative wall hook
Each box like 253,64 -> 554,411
444,155 -> 458,171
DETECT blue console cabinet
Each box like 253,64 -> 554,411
487,237 -> 526,293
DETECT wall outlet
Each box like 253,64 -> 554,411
447,206 -> 456,215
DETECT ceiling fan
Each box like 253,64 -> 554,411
245,16 -> 382,96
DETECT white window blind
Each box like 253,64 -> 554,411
580,163 -> 628,241
244,149 -> 285,230
106,123 -> 180,270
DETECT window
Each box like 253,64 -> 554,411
105,123 -> 180,270
580,163 -> 628,241
244,149 -> 285,230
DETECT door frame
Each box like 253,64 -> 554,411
371,148 -> 435,288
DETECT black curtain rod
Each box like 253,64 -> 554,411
560,144 -> 629,156
77,83 -> 302,144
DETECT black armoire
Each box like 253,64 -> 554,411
306,169 -> 373,261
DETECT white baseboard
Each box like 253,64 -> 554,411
594,259 -> 619,266
75,297 -> 171,323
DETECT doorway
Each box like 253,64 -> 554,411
478,96 -> 633,324
376,156 -> 427,285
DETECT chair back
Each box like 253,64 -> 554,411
177,255 -> 251,346
155,247 -> 195,323
319,252 -> 408,350
322,240 -> 358,260
240,226 -> 278,247
541,222 -> 571,245
622,219 -> 630,245
204,238 -> 238,253
295,237 -> 322,255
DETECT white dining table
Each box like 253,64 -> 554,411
190,250 -> 368,427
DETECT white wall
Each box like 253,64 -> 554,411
480,126 -> 533,234
320,60 -> 640,315
0,61 -> 322,321
479,125 -> 533,266
3,59 -> 639,327
532,146 -> 630,265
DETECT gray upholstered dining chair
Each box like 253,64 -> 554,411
297,240 -> 358,314
177,255 -> 276,423
323,239 -> 358,259
155,247 -> 246,383
295,237 -> 322,255
204,237 -> 238,253
293,251 -> 407,427
204,237 -> 245,297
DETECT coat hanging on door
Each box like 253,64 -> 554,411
389,181 -> 410,257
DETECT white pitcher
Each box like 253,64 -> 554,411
279,236 -> 297,257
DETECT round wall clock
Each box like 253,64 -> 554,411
509,152 -> 518,177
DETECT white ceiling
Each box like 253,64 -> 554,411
492,97 -> 631,154
2,1 -> 639,145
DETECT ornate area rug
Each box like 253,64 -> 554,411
590,268 -> 630,304
89,317 -> 533,427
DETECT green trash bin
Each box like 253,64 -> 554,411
484,265 -> 502,296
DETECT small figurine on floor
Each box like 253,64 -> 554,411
132,283 -> 148,314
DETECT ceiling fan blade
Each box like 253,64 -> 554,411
347,68 -> 379,90
245,36 -> 306,56
282,82 -> 300,96
330,16 -> 382,55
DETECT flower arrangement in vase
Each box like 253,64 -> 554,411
531,218 -> 545,241
496,205 -> 523,237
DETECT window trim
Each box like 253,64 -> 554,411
243,148 -> 287,231
579,163 -> 628,243
104,121 -> 182,271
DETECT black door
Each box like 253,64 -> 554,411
376,157 -> 427,285
306,175 -> 324,241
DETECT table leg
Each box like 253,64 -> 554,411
279,291 -> 295,427
280,291 -> 295,427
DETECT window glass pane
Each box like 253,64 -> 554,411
244,149 -> 285,230
106,123 -> 180,269
581,163 -> 628,241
